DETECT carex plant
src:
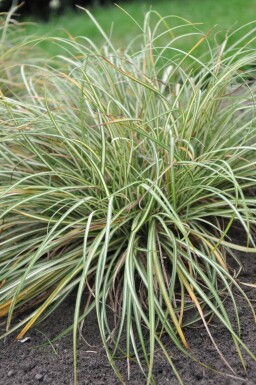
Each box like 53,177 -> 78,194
0,8 -> 256,385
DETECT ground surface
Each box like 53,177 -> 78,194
1,246 -> 256,385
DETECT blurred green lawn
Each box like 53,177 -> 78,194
16,0 -> 256,59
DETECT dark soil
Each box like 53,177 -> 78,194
1,250 -> 256,385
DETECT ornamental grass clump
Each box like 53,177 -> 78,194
0,9 -> 256,384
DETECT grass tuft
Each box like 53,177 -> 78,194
0,8 -> 256,384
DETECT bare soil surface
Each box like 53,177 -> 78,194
1,247 -> 256,385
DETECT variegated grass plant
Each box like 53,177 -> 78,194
0,9 -> 256,385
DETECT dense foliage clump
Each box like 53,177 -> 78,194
0,9 -> 255,384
